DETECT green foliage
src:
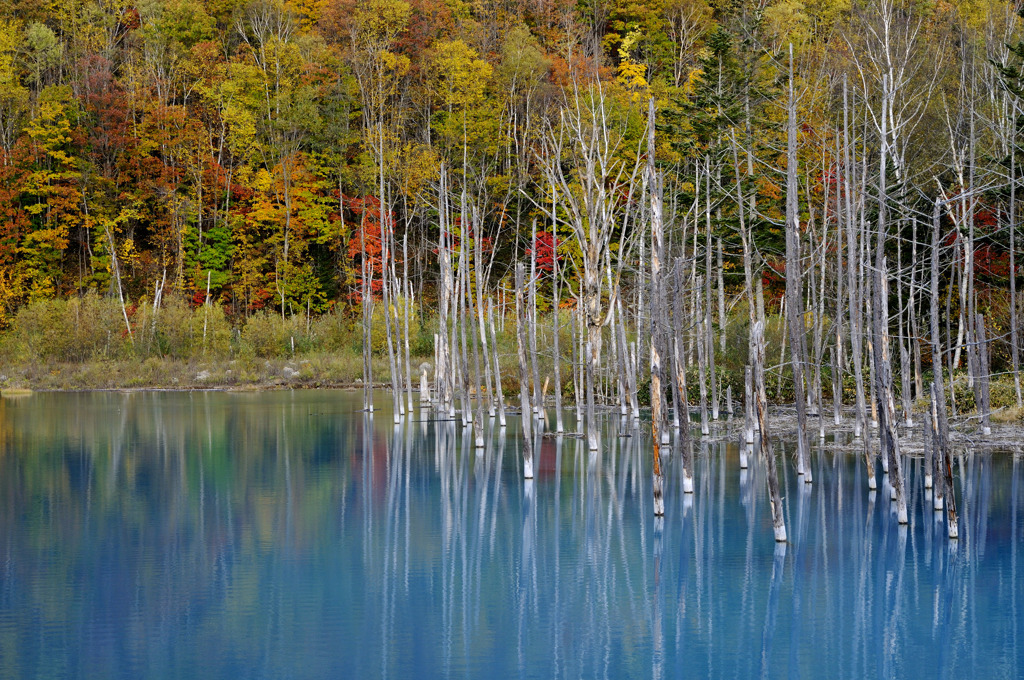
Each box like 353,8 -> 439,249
368,296 -> 422,353
4,292 -> 129,362
239,311 -> 308,357
135,297 -> 234,359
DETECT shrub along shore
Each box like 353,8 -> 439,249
0,293 -> 408,390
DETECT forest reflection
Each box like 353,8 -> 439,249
0,390 -> 1020,679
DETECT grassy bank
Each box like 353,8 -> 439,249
4,295 -> 1024,427
0,294 -> 411,390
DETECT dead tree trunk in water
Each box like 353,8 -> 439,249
488,300 -> 506,428
844,77 -> 867,438
942,421 -> 959,539
930,383 -> 944,511
436,167 -> 455,415
705,168 -> 719,421
930,202 -> 952,518
924,382 -> 934,490
648,98 -> 665,516
360,207 -> 374,413
976,314 -> 991,435
529,220 -> 542,416
754,281 -> 787,542
731,132 -> 756,448
785,45 -> 811,482
552,230 -> 565,433
695,278 -> 711,436
1011,147 -> 1022,406
871,79 -> 907,524
672,259 -> 695,493
472,210 -> 494,420
515,264 -> 534,479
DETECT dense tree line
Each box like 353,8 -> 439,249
0,0 -> 1016,322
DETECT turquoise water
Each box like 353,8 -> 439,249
0,390 -> 1021,678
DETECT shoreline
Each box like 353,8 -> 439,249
0,354 -> 401,393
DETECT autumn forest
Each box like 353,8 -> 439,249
3,0 -> 1024,431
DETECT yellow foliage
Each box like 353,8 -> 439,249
253,168 -> 275,194
287,0 -> 326,30
397,143 -> 439,198
0,20 -> 22,89
118,237 -> 138,270
353,0 -> 412,48
763,0 -> 811,48
616,61 -> 649,97
615,28 -> 649,98
430,39 -> 493,110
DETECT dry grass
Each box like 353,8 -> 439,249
0,352 -> 401,391
990,405 -> 1024,424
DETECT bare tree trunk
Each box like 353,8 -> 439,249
359,199 -> 374,413
669,305 -> 682,431
585,283 -> 601,452
202,270 -> 211,352
871,79 -> 907,524
488,299 -> 506,428
611,282 -> 627,418
744,364 -> 754,449
437,168 -> 454,415
812,211 -> 826,438
1012,147 -> 1022,405
573,305 -> 583,435
897,232 -> 913,427
942,418 -> 959,539
925,381 -> 934,490
705,168 -> 719,421
695,278 -> 710,436
552,231 -> 564,433
844,78 -> 866,438
754,280 -> 786,542
865,222 -> 880,433
470,248 -> 485,448
831,347 -> 842,426
515,264 -> 534,478
931,201 -> 951,500
977,314 -> 991,435
456,209 -> 472,427
379,172 -> 401,424
785,46 -> 811,482
717,237 -> 726,354
615,298 -> 638,421
833,133 -> 844,426
671,258 -> 694,492
473,211 -> 494,419
529,220 -> 542,415
673,337 -> 695,494
403,236 -> 415,412
648,99 -> 666,517
731,132 -> 757,447
930,383 -> 944,511
909,218 -> 924,404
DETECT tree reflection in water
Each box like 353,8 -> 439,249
0,390 -> 1020,678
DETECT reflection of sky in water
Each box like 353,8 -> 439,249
0,390 -> 1021,678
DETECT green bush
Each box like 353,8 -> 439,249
240,311 -> 308,358
988,374 -> 1018,411
369,296 -> 423,354
4,292 -> 130,362
309,312 -> 356,353
134,297 -> 233,359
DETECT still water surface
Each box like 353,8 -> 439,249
0,390 -> 1021,678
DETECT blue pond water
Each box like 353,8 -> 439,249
0,390 -> 1021,678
